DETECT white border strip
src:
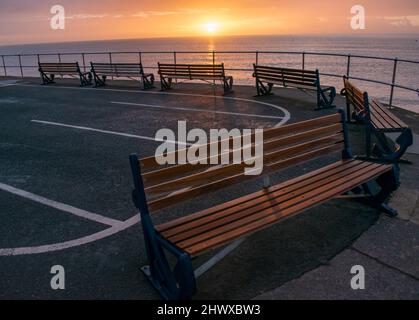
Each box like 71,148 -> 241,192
0,215 -> 140,256
0,182 -> 121,227
31,120 -> 190,146
195,238 -> 247,279
16,84 -> 291,127
1,84 -> 290,257
111,101 -> 284,120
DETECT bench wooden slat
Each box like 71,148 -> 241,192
255,65 -> 317,75
370,102 -> 400,129
157,159 -> 364,237
164,161 -> 377,243
145,132 -> 342,195
156,159 -> 358,233
143,122 -> 343,189
254,74 -> 316,88
176,162 -> 391,255
256,70 -> 317,81
140,113 -> 342,171
370,100 -> 407,129
147,140 -> 344,212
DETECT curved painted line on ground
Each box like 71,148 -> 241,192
0,85 -> 291,256
0,216 -> 140,256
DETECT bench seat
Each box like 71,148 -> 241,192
90,62 -> 154,89
343,76 -> 413,161
156,159 -> 392,256
369,100 -> 408,132
158,63 -> 233,93
130,112 -> 400,300
253,64 -> 336,109
38,62 -> 92,86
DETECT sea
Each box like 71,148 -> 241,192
0,35 -> 418,112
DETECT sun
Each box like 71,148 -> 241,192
204,22 -> 219,34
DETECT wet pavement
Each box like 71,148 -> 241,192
0,77 -> 418,299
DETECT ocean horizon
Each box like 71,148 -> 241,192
1,34 -> 418,112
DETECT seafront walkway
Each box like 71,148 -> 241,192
0,77 -> 418,299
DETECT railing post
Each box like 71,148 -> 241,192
174,51 -> 177,83
58,53 -> 62,79
346,55 -> 351,77
389,58 -> 398,109
212,51 -> 216,87
302,52 -> 305,70
139,52 -> 142,64
255,51 -> 259,65
1,55 -> 6,77
82,53 -> 86,72
109,52 -> 113,80
36,54 -> 40,77
18,54 -> 24,78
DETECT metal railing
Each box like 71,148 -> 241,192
1,50 -> 418,107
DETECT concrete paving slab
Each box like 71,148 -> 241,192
353,216 -> 419,279
386,132 -> 419,155
0,78 -> 418,299
254,249 -> 419,300
388,188 -> 419,221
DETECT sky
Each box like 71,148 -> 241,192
0,0 -> 419,45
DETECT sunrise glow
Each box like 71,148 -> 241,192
204,22 -> 219,34
1,1 -> 418,45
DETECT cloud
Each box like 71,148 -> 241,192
66,14 -> 109,20
132,8 -> 213,18
383,15 -> 419,27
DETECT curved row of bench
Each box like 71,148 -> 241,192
37,61 -> 411,300
38,61 -> 334,108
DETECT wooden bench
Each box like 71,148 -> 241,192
90,62 -> 154,90
38,62 -> 92,86
253,64 -> 336,109
129,111 -> 400,300
342,76 -> 413,162
157,63 -> 233,93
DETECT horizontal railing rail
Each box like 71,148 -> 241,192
1,50 -> 418,108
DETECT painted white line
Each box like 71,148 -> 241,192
0,80 -> 19,88
194,238 -> 247,279
31,120 -> 191,146
2,84 -> 290,256
111,101 -> 284,120
0,215 -> 139,256
0,182 -> 121,227
16,83 -> 291,127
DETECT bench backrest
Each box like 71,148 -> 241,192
39,62 -> 81,74
343,76 -> 370,118
91,62 -> 145,77
158,63 -> 226,79
253,65 -> 319,88
131,112 -> 349,214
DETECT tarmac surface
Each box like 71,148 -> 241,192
0,77 -> 418,299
